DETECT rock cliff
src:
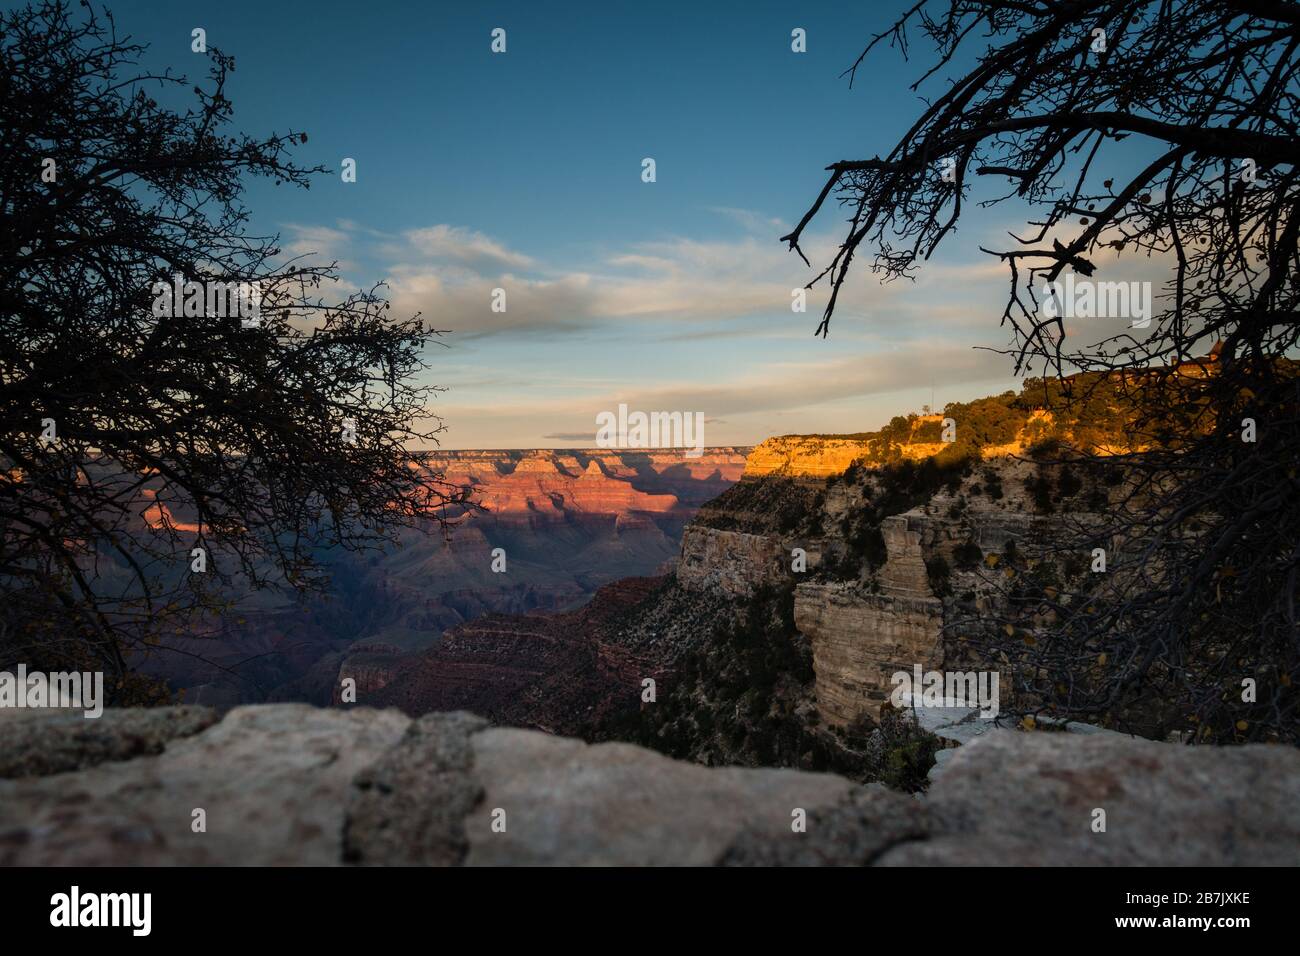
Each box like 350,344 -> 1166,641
676,527 -> 789,598
794,585 -> 943,726
743,410 -> 1061,478
679,443 -> 1077,730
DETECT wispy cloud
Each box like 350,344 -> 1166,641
376,225 -> 866,339
706,206 -> 788,233
280,223 -> 352,264
400,225 -> 536,271
540,431 -> 598,442
281,217 -> 1029,447
279,217 -> 926,340
429,339 -> 1017,446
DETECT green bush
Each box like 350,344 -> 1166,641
1056,464 -> 1083,499
1027,473 -> 1055,513
925,555 -> 953,596
953,539 -> 984,570
876,709 -> 941,792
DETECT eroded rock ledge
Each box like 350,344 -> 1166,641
1,704 -> 1296,866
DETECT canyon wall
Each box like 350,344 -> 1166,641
791,501 -> 1041,728
428,447 -> 747,514
679,436 -> 1062,730
744,436 -> 887,480
676,528 -> 790,598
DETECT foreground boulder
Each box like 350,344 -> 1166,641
344,712 -> 915,866
1,704 -> 1297,865
0,705 -> 218,779
880,731 -> 1300,866
0,705 -> 408,865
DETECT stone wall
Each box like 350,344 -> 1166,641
3,704 -> 1295,866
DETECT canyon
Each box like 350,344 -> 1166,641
140,447 -> 747,708
345,387 -> 1180,790
148,379 -> 1242,781
9,384 -> 1297,865
334,399 -> 1107,785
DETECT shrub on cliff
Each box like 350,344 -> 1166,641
1026,474 -> 1055,515
876,710 -> 942,793
840,708 -> 940,793
599,583 -> 931,786
953,540 -> 984,571
925,555 -> 953,597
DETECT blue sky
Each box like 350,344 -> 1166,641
58,0 -> 1158,448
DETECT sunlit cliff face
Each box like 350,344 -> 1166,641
743,409 -> 1146,480
423,448 -> 748,520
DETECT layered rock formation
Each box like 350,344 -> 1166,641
794,493 -> 1042,728
745,435 -> 886,479
794,586 -> 943,726
428,447 -> 747,516
676,444 -> 1057,730
139,447 -> 747,707
2,704 -> 1295,866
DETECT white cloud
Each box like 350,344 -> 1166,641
286,212 -> 1178,351
388,267 -> 597,336
402,225 -> 536,271
280,223 -> 351,263
370,226 -> 838,338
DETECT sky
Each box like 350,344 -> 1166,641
45,0 -> 1158,449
